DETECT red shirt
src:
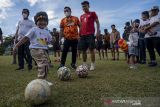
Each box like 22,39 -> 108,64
80,11 -> 98,36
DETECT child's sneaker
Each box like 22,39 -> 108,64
90,63 -> 95,71
129,65 -> 137,69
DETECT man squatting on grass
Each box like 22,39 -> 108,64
13,12 -> 53,85
80,1 -> 100,71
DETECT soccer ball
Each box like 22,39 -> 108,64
24,79 -> 51,105
57,66 -> 71,81
76,65 -> 88,78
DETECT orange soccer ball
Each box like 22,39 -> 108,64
118,39 -> 128,52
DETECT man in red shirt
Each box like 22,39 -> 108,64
80,1 -> 100,71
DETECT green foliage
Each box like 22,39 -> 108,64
0,36 -> 13,55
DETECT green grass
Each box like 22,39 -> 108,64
0,53 -> 160,107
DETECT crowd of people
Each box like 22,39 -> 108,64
0,1 -> 159,82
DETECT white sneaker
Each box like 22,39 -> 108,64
90,63 -> 95,71
46,81 -> 53,86
129,65 -> 137,69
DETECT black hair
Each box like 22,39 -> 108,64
53,28 -> 57,30
104,29 -> 108,31
34,11 -> 48,25
22,8 -> 29,15
142,11 -> 149,18
64,6 -> 71,12
134,19 -> 140,24
111,24 -> 115,27
81,1 -> 90,6
125,22 -> 130,26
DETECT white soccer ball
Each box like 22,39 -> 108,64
57,66 -> 71,81
76,65 -> 88,78
24,79 -> 51,105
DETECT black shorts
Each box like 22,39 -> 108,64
53,43 -> 61,51
103,42 -> 110,50
96,41 -> 103,50
80,34 -> 95,51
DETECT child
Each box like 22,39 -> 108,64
96,31 -> 104,60
103,29 -> 110,60
128,20 -> 139,69
13,12 -> 52,85
110,24 -> 120,60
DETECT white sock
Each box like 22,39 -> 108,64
91,62 -> 95,66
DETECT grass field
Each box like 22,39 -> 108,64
0,53 -> 160,107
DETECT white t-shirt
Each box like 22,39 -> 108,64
139,19 -> 150,28
25,27 -> 52,49
145,14 -> 160,38
17,19 -> 35,40
128,32 -> 139,47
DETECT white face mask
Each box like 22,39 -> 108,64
22,13 -> 28,19
65,12 -> 71,17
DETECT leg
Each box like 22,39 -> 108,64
111,48 -> 115,60
60,39 -> 70,66
31,49 -> 49,79
80,36 -> 88,63
142,39 -> 146,63
82,50 -> 87,63
116,48 -> 119,60
145,38 -> 157,66
98,49 -> 101,60
12,49 -> 17,64
24,41 -> 32,70
145,38 -> 156,61
17,44 -> 24,69
101,48 -> 104,59
71,40 -> 78,65
154,37 -> 160,56
70,40 -> 78,69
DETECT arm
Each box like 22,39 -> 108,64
95,19 -> 100,37
13,36 -> 29,52
145,22 -> 159,31
59,27 -> 64,42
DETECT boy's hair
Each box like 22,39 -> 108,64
64,6 -> 71,12
34,11 -> 48,25
125,22 -> 130,26
111,24 -> 115,27
142,11 -> 149,18
53,28 -> 57,30
134,19 -> 140,24
22,8 -> 29,15
81,1 -> 90,6
104,29 -> 108,31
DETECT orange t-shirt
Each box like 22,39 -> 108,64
60,16 -> 80,40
